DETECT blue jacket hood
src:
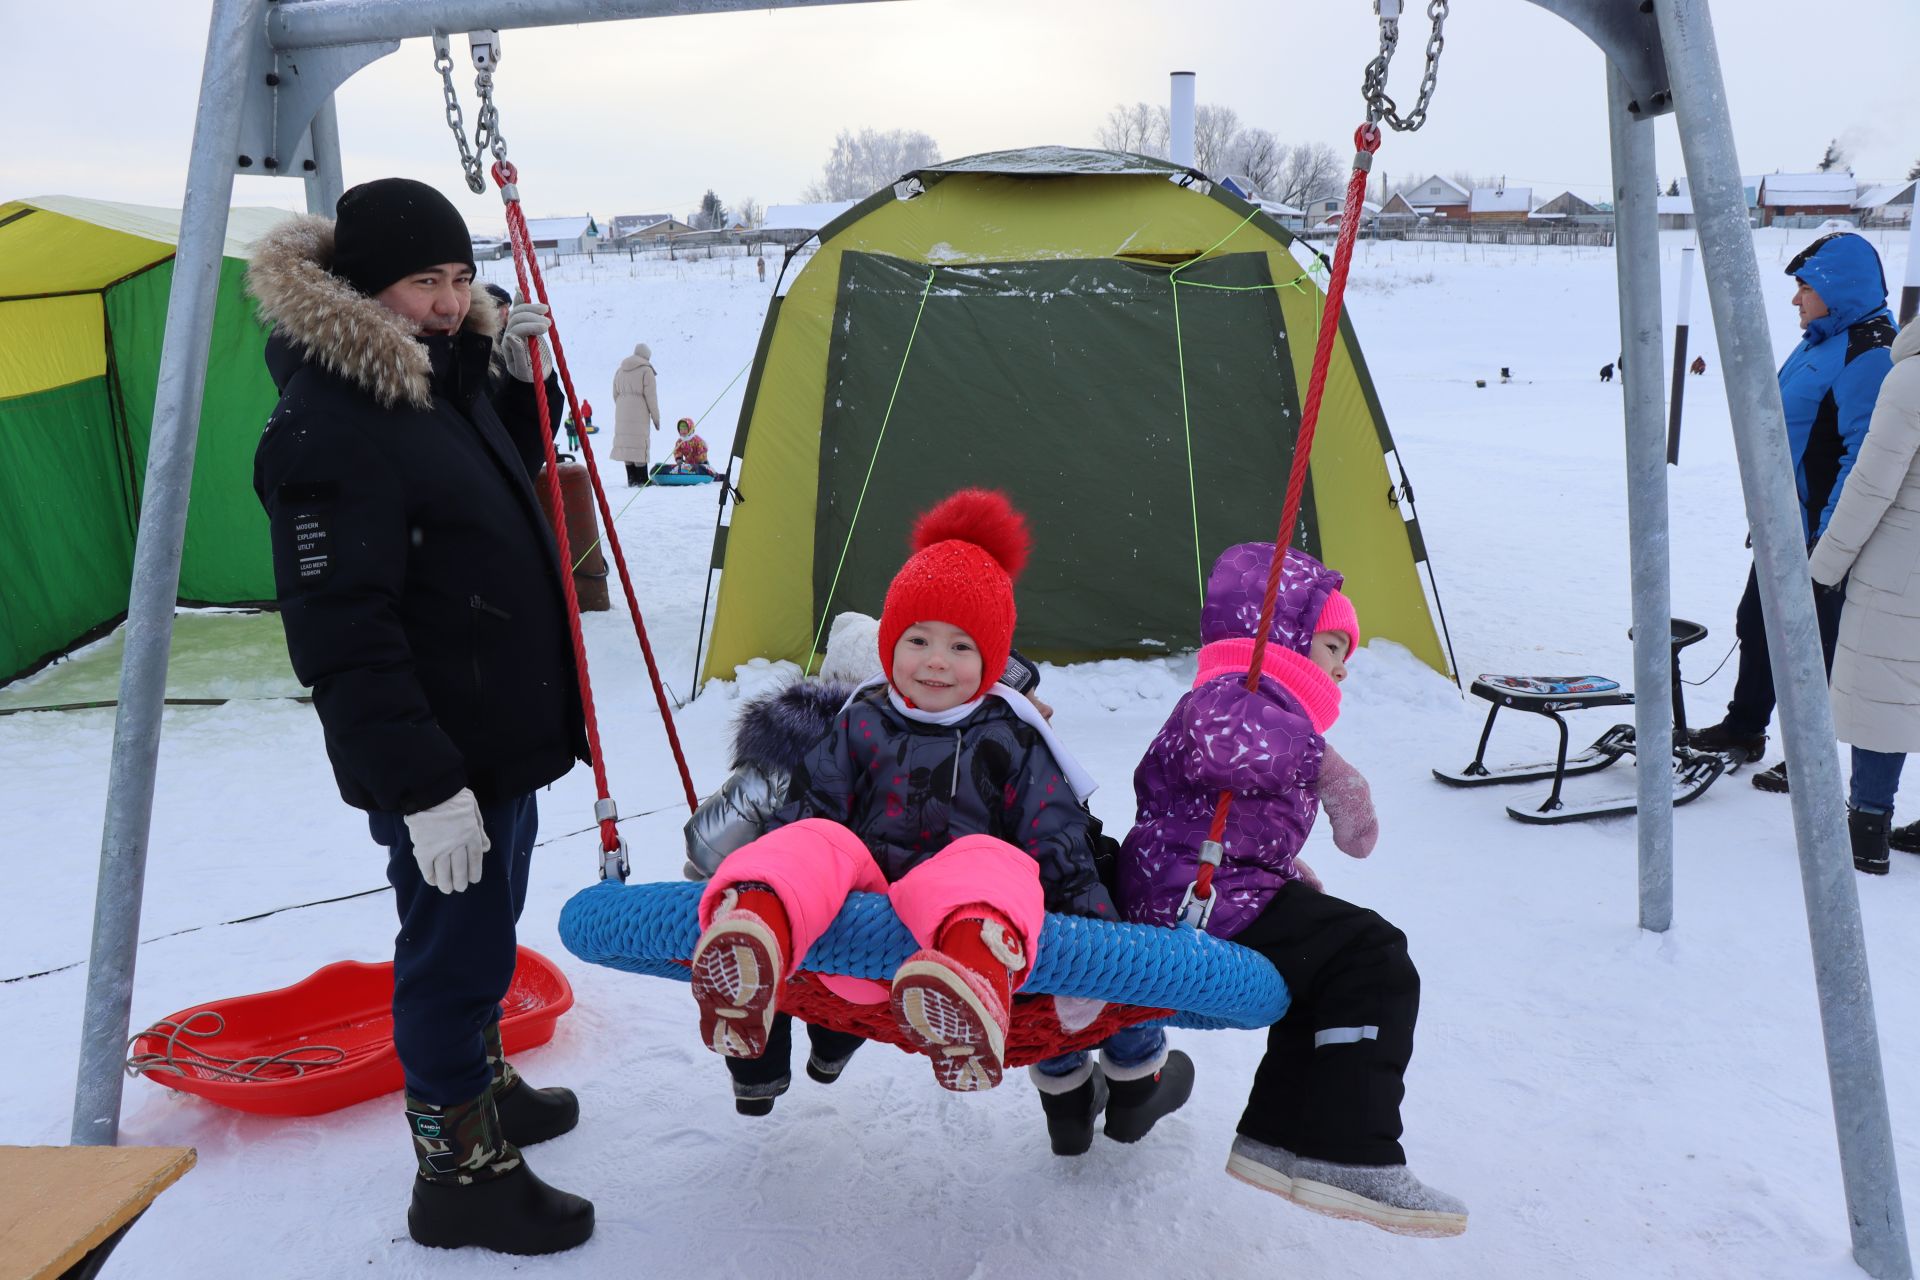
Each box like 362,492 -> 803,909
1795,233 -> 1890,342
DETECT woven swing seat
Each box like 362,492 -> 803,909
559,880 -> 1289,1061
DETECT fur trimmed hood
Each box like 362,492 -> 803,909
730,679 -> 858,774
247,214 -> 501,411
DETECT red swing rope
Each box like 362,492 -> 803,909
492,160 -> 700,866
1190,123 -> 1382,911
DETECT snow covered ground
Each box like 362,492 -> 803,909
3,227 -> 1916,1279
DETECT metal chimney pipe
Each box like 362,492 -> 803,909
1170,71 -> 1195,168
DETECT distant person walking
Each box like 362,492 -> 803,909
1688,233 -> 1898,791
757,255 -> 767,283
1809,317 -> 1920,873
611,342 -> 659,486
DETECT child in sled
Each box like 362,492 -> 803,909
691,489 -> 1183,1102
1118,542 -> 1467,1238
665,416 -> 717,476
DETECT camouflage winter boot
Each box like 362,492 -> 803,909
405,1089 -> 593,1255
482,1018 -> 579,1146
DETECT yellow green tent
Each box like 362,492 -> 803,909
697,148 -> 1454,684
0,197 -> 293,682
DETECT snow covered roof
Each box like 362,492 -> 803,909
1408,174 -> 1470,200
1468,186 -> 1531,214
1219,174 -> 1260,201
1854,181 -> 1916,209
762,201 -> 858,232
1657,195 -> 1693,215
1258,198 -> 1303,218
525,216 -> 595,241
1758,172 -> 1857,206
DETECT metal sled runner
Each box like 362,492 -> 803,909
1434,619 -> 1729,823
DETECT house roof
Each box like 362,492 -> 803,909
525,216 -> 595,240
762,201 -> 859,232
1656,195 -> 1693,215
1758,172 -> 1857,206
1257,198 -> 1303,218
1855,181 -> 1916,209
1468,186 -> 1531,213
1674,176 -> 1761,207
1407,174 -> 1471,200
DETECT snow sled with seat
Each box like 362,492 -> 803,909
1433,618 -> 1730,823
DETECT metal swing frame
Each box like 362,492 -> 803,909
66,1 -> 1909,1275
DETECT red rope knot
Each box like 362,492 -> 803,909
1354,122 -> 1382,154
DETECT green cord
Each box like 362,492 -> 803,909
803,266 -> 939,674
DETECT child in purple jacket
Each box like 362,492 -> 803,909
1119,543 -> 1468,1238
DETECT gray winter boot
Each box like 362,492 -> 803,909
1226,1135 -> 1468,1238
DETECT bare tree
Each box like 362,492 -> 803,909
801,128 -> 943,201
1227,127 -> 1284,195
1192,104 -> 1242,176
736,197 -> 766,230
1096,101 -> 1169,157
1816,138 -> 1848,173
1271,142 -> 1342,210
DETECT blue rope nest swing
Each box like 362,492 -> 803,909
559,881 -> 1289,1065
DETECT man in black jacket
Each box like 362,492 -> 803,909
249,178 -> 591,1256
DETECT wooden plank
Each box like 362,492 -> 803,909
0,1146 -> 196,1280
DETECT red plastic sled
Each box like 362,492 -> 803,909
129,946 -> 574,1117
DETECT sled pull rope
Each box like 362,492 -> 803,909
1186,124 -> 1382,924
804,267 -> 938,676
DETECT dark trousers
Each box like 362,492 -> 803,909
372,792 -> 538,1106
625,463 -> 646,486
1725,560 -> 1845,735
724,1012 -> 866,1093
1231,882 -> 1420,1166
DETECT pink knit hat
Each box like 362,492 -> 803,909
1313,589 -> 1360,652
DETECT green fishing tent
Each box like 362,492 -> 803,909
0,197 -> 292,683
696,147 -> 1453,684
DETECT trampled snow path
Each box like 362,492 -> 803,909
3,230 -> 1915,1279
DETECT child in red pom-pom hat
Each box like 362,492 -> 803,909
686,489 -> 1117,1093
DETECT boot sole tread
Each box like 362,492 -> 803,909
1225,1153 -> 1468,1239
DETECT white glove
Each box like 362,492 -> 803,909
500,301 -> 552,382
405,788 -> 490,894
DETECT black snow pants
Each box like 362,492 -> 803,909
1725,558 -> 1844,736
1230,882 -> 1420,1166
373,792 -> 537,1106
725,1013 -> 866,1095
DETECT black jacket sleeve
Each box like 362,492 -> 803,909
255,408 -> 468,814
490,367 -> 567,482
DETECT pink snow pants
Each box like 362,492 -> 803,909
698,819 -> 1045,1003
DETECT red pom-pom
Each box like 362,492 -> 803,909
911,488 -> 1031,580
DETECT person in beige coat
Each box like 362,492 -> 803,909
1809,318 -> 1920,874
611,343 -> 659,486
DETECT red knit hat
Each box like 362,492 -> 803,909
1314,589 -> 1360,652
878,489 -> 1031,701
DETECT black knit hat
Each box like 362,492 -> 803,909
331,178 -> 476,297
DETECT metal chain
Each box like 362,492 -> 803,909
1362,0 -> 1449,133
433,36 -> 485,194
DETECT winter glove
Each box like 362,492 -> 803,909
405,787 -> 490,894
1294,858 -> 1325,893
499,301 -> 552,383
1318,743 -> 1378,858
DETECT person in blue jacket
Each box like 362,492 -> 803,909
1689,232 -> 1898,791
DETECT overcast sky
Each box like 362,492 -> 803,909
6,0 -> 1918,232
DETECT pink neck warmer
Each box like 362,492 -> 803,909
1193,637 -> 1342,733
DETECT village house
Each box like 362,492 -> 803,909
1467,185 -> 1532,224
1756,172 -> 1857,226
1393,174 -> 1471,220
523,215 -> 600,254
609,215 -> 696,246
1853,180 -> 1915,226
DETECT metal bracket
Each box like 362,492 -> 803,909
233,17 -> 398,177
1522,0 -> 1672,119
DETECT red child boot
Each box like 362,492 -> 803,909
689,883 -> 791,1059
890,910 -> 1027,1092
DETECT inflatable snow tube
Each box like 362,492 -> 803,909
651,470 -> 713,486
559,880 -> 1288,1031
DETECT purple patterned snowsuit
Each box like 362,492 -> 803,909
1118,545 -> 1345,939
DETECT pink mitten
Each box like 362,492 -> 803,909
1319,743 -> 1378,858
1293,858 -> 1325,893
